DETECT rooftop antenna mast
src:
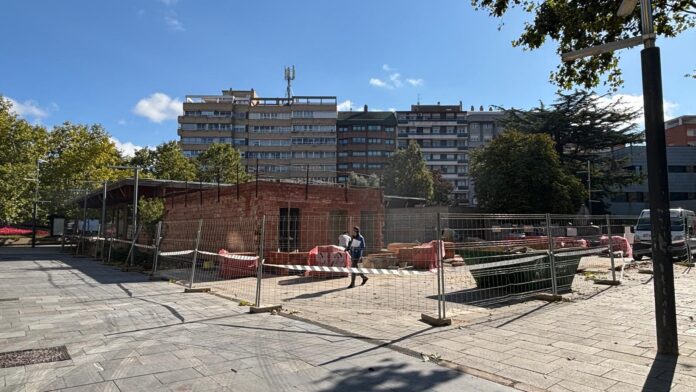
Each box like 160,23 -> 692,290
284,65 -> 295,99
417,93 -> 421,106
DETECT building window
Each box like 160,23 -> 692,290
352,137 -> 366,143
292,111 -> 314,118
352,126 -> 366,131
670,192 -> 690,201
338,127 -> 348,132
291,137 -> 336,145
687,129 -> 696,137
368,138 -> 382,144
384,139 -> 395,145
368,125 -> 381,131
279,208 -> 300,252
668,165 -> 688,173
353,151 -> 366,157
384,127 -> 395,132
338,152 -> 348,157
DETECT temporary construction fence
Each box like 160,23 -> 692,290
69,213 -> 647,322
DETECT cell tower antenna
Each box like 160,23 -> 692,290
284,65 -> 295,99
417,93 -> 421,106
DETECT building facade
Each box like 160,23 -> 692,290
666,115 -> 696,146
336,107 -> 397,183
396,104 -> 504,205
609,145 -> 696,215
178,89 -> 338,181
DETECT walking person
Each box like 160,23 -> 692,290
347,226 -> 368,288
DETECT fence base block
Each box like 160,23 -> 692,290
184,287 -> 211,293
250,305 -> 282,314
638,269 -> 654,274
148,275 -> 169,281
420,314 -> 452,327
532,293 -> 563,302
594,279 -> 621,286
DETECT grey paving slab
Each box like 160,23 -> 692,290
0,247 -> 514,392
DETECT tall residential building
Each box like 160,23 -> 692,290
178,89 -> 338,181
666,115 -> 696,146
609,145 -> 696,215
336,106 -> 397,183
396,104 -> 504,205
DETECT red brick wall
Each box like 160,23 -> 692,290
161,182 -> 384,254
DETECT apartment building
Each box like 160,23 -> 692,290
609,145 -> 696,215
396,104 -> 504,205
666,115 -> 696,146
178,89 -> 337,181
336,106 -> 397,183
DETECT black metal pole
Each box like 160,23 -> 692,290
255,159 -> 259,198
642,45 -> 678,355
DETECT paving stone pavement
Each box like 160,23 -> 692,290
0,247 -> 512,392
271,263 -> 696,392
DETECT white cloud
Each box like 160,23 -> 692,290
369,78 -> 392,89
164,14 -> 185,31
117,119 -> 127,125
388,108 -> 396,112
337,100 -> 353,111
110,137 -> 143,157
6,97 -> 50,119
595,93 -> 679,129
389,72 -> 403,87
369,65 -> 422,90
160,0 -> 179,5
133,92 -> 183,123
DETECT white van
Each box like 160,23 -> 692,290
633,208 -> 696,261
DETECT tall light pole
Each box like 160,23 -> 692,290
562,0 -> 678,355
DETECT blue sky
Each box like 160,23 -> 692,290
2,0 -> 695,155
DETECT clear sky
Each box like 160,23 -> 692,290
2,0 -> 694,155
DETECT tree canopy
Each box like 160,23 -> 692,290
500,90 -> 644,212
430,170 -> 454,206
0,96 -> 48,223
472,0 -> 696,90
195,143 -> 248,183
383,141 -> 434,200
471,131 -> 586,213
145,141 -> 197,181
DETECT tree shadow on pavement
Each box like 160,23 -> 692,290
315,357 -> 461,392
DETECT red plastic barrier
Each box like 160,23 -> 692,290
217,249 -> 258,279
307,245 -> 352,277
599,236 -> 633,258
398,240 -> 444,270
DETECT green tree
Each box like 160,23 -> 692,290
137,197 -> 165,235
471,131 -> 586,213
472,0 -> 696,90
500,90 -> 644,212
150,141 -> 197,181
41,122 -> 124,218
349,172 -> 380,187
0,96 -> 49,224
195,143 -> 248,183
383,141 -> 434,199
430,170 -> 454,206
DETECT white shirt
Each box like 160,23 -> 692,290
338,234 -> 351,249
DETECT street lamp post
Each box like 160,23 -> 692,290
562,0 -> 678,355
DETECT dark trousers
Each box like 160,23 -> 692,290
350,254 -> 366,284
